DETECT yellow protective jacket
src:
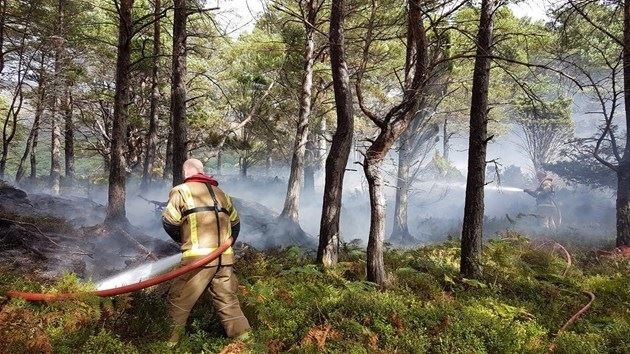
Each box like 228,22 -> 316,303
162,181 -> 240,265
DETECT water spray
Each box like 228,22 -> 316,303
426,181 -> 524,193
6,239 -> 232,302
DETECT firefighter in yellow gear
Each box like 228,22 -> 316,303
524,170 -> 561,230
162,158 -> 250,345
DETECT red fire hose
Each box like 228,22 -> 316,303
5,239 -> 233,302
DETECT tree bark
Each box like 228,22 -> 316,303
391,132 -> 412,242
618,0 -> 630,246
361,0 -> 428,286
63,86 -> 75,180
443,118 -> 450,161
317,0 -> 354,268
163,120 -> 173,179
50,0 -> 65,194
617,162 -> 630,246
460,0 -> 495,278
105,0 -> 133,224
304,136 -> 316,191
16,76 -> 46,185
279,0 -> 318,223
140,0 -> 161,193
170,0 -> 188,186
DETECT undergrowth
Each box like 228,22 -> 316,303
0,234 -> 628,353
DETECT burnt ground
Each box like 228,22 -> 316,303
0,181 -> 316,282
0,181 -> 178,282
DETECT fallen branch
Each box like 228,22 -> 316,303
0,217 -> 60,247
116,226 -> 158,261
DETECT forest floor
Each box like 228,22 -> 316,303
0,184 -> 628,353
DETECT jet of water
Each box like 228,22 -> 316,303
426,181 -> 523,193
96,253 -> 182,290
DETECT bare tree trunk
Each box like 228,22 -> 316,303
304,136 -> 316,191
317,0 -> 354,267
618,0 -> 630,246
140,0 -> 161,193
171,0 -> 188,186
0,0 -> 6,76
391,132 -> 412,242
617,163 -> 630,246
30,122 -> 39,180
163,121 -> 173,179
318,117 -> 327,172
361,0 -> 428,287
50,0 -> 65,194
443,118 -> 450,161
16,80 -> 46,185
63,86 -> 74,180
365,149 -> 387,285
460,0 -> 495,278
105,0 -> 133,224
280,0 -> 318,223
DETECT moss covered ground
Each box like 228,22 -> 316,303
0,233 -> 628,353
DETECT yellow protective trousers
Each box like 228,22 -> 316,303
167,264 -> 250,342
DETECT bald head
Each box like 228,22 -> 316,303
183,158 -> 204,179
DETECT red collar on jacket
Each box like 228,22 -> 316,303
184,173 -> 219,186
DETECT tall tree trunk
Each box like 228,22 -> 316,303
163,120 -> 173,179
304,136 -> 316,191
363,0 -> 427,286
364,147 -> 388,285
0,0 -> 6,76
618,0 -> 630,246
63,86 -> 74,180
318,117 -> 327,172
391,132 -> 412,242
279,0 -> 318,223
50,0 -> 65,194
105,0 -> 133,224
171,0 -> 188,186
16,80 -> 46,185
617,163 -> 630,246
140,0 -> 161,193
317,0 -> 354,267
460,0 -> 495,278
442,118 -> 450,161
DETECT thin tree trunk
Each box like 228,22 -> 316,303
391,132 -> 412,242
365,150 -> 387,285
50,0 -> 65,194
318,117 -> 327,172
140,0 -> 161,193
617,163 -> 630,246
280,0 -> 318,223
362,0 -> 427,286
443,118 -> 450,160
460,0 -> 495,278
105,0 -> 134,224
171,0 -> 188,186
16,82 -> 46,185
317,0 -> 354,267
0,0 -> 6,76
304,136 -> 316,191
163,118 -> 173,179
618,0 -> 630,246
30,121 -> 39,180
63,86 -> 74,180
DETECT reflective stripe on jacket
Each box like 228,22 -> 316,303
162,182 -> 239,265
